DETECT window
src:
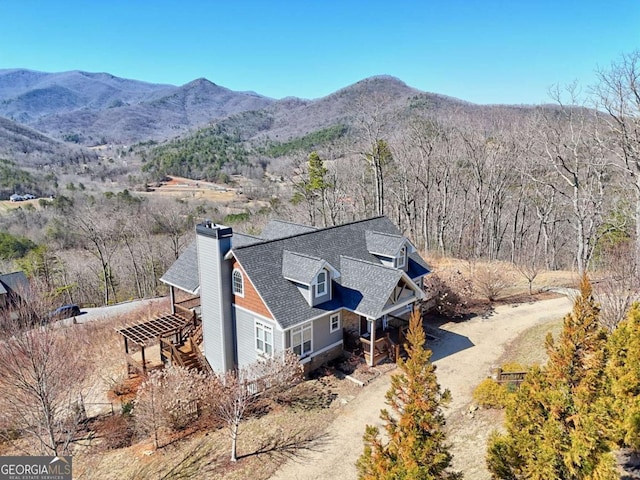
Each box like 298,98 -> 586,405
232,269 -> 244,296
397,246 -> 406,269
255,321 -> 273,355
291,323 -> 312,357
330,313 -> 341,333
315,270 -> 327,296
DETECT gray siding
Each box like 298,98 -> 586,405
313,312 -> 343,351
234,306 -> 283,369
285,312 -> 343,355
197,225 -> 234,373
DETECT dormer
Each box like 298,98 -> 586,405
365,230 -> 415,272
282,250 -> 340,307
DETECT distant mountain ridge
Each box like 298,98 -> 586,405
0,68 -> 518,150
0,69 -> 274,144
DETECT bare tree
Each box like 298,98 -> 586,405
134,366 -> 210,449
0,291 -> 88,455
594,50 -> 640,267
530,85 -> 609,274
211,351 -> 303,462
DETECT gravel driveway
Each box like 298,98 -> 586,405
268,296 -> 572,480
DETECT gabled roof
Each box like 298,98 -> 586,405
160,242 -> 200,294
282,251 -> 325,285
337,256 -> 405,318
365,230 -> 407,257
260,220 -> 317,240
161,233 -> 264,294
232,216 -> 413,329
0,271 -> 28,296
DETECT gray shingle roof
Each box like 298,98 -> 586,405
0,271 -> 28,296
282,251 -> 325,285
233,216 -> 418,329
260,220 -> 317,240
365,230 -> 406,257
160,242 -> 200,294
337,256 -> 403,318
161,233 -> 265,293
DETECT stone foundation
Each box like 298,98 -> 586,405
303,343 -> 344,376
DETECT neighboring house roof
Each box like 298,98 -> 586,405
232,216 -> 422,329
365,230 -> 407,257
0,271 -> 29,297
260,219 -> 317,240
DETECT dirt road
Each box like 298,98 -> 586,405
268,296 -> 572,480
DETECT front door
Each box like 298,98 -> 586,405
360,316 -> 369,335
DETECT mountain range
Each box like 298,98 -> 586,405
0,68 -> 537,176
0,69 -> 274,145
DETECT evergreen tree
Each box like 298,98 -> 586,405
606,303 -> 640,453
292,151 -> 332,226
486,276 -> 616,479
357,308 -> 460,480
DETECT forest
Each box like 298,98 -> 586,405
1,52 -> 640,317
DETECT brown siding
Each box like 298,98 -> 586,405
232,260 -> 273,319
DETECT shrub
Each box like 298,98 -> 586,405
472,378 -> 510,409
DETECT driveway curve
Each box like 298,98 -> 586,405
268,296 -> 572,480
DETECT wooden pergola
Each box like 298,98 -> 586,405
117,314 -> 193,374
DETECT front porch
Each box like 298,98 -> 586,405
343,311 -> 411,367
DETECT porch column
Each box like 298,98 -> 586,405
170,286 -> 176,315
369,318 -> 375,367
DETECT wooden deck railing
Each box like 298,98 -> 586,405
160,337 -> 186,369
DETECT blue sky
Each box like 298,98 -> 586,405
1,1 -> 638,104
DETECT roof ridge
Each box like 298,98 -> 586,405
234,216 -> 388,250
366,229 -> 403,238
340,255 -> 403,274
283,249 -> 323,261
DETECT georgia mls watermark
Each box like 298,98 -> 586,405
0,456 -> 72,480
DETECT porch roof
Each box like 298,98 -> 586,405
117,314 -> 191,347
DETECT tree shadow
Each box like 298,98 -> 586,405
238,428 -> 331,462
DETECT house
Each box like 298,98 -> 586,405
157,216 -> 431,374
0,271 -> 29,312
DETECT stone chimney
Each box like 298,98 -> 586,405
195,221 -> 234,372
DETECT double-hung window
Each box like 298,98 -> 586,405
330,313 -> 340,333
316,270 -> 327,296
397,246 -> 406,269
291,323 -> 312,357
256,321 -> 273,356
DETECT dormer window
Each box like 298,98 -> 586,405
396,246 -> 406,269
316,270 -> 327,296
232,269 -> 244,296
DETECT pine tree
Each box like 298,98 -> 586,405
356,308 -> 460,480
486,276 -> 617,479
606,303 -> 640,453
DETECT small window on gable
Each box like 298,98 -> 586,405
397,246 -> 406,269
330,313 -> 340,333
315,270 -> 327,297
232,269 -> 244,296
